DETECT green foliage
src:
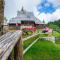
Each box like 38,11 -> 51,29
22,29 -> 33,38
53,31 -> 60,37
48,20 -> 60,33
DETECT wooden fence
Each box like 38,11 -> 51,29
23,33 -> 40,55
0,30 -> 23,60
23,33 -> 59,55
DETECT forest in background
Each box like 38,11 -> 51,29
48,20 -> 60,33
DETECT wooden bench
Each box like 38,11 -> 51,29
0,30 -> 23,60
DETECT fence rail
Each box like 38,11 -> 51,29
23,33 -> 40,41
23,33 -> 40,55
0,30 -> 23,60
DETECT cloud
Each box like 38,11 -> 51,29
34,0 -> 60,23
35,8 -> 60,23
48,0 -> 60,6
15,0 -> 40,11
13,0 -> 60,23
52,9 -> 60,20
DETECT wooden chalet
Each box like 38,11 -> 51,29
8,7 -> 46,30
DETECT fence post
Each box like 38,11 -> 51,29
8,49 -> 14,60
14,35 -> 23,60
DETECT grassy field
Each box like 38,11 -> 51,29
23,30 -> 60,60
39,33 -> 49,37
23,35 -> 39,49
24,40 -> 60,60
22,30 -> 33,38
53,31 -> 60,37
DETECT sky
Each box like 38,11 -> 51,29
4,0 -> 60,23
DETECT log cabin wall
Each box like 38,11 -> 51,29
0,0 -> 4,35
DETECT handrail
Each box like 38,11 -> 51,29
0,31 -> 23,60
23,33 -> 40,41
23,33 -> 49,41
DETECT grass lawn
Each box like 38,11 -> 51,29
55,39 -> 60,49
24,40 -> 60,60
22,33 -> 32,38
36,29 -> 42,33
22,30 -> 33,38
23,35 -> 39,50
53,31 -> 60,37
39,33 -> 49,37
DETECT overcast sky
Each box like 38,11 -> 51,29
4,0 -> 60,23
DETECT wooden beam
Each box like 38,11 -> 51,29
8,49 -> 14,60
0,31 -> 23,60
14,35 -> 23,60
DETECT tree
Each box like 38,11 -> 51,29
48,20 -> 60,33
0,0 -> 4,35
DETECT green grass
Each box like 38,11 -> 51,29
22,33 -> 32,38
39,34 -> 49,37
55,44 -> 60,49
55,39 -> 60,44
22,30 -> 33,38
24,40 -> 60,60
53,31 -> 60,37
36,29 -> 42,33
23,35 -> 39,50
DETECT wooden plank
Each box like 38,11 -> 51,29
0,31 -> 22,60
14,33 -> 23,60
8,49 -> 14,60
0,32 -> 13,42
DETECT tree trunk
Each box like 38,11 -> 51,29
0,0 -> 4,36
